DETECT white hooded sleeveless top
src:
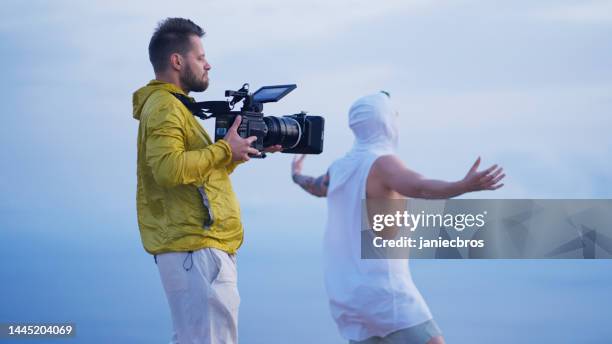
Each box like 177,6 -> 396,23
324,93 -> 432,341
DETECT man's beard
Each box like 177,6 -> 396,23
180,65 -> 208,93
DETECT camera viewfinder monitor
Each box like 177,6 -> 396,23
252,84 -> 297,103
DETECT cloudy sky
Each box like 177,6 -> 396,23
1,0 -> 611,342
2,0 -> 611,219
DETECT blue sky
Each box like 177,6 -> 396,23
1,1 -> 611,343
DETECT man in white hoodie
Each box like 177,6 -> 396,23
291,92 -> 505,344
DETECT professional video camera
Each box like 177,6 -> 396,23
173,83 -> 324,156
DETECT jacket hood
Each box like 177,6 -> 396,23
132,80 -> 187,120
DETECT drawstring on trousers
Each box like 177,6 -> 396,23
183,251 -> 194,271
153,251 -> 194,271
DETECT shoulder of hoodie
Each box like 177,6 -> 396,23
143,89 -> 191,128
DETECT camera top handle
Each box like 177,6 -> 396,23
226,83 -> 250,109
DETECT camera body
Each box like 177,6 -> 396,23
213,110 -> 268,152
173,83 -> 324,156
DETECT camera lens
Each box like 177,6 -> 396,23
263,116 -> 302,149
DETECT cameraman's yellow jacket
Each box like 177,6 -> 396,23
133,80 -> 243,255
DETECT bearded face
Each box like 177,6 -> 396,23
179,35 -> 211,93
180,60 -> 209,93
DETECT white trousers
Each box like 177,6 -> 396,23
156,248 -> 240,344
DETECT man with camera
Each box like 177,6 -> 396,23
291,92 -> 505,344
132,18 -> 279,344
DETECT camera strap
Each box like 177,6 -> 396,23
171,93 -> 213,120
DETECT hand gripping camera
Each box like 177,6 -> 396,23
173,83 -> 324,156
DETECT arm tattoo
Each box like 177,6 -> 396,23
293,172 -> 330,197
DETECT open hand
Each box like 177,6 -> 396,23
291,154 -> 306,177
461,157 -> 505,192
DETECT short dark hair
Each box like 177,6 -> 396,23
148,18 -> 205,73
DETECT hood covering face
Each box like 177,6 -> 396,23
328,92 -> 399,194
348,92 -> 399,156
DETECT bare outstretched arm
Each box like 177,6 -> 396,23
291,155 -> 329,198
374,155 -> 505,199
